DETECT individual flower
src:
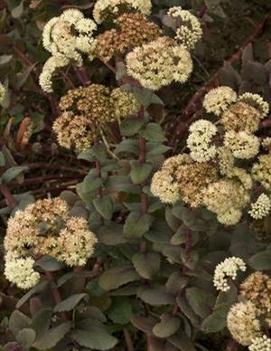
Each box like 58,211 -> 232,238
224,131 -> 260,159
238,93 -> 269,119
167,7 -> 202,50
229,167 -> 253,190
150,170 -> 180,204
126,37 -> 193,90
249,336 -> 271,351
96,12 -> 161,62
203,86 -> 237,116
93,0 -> 152,24
217,147 -> 235,176
213,256 -> 246,292
240,272 -> 271,316
249,194 -> 271,220
217,208 -> 242,226
202,179 -> 249,225
4,253 -> 40,290
252,154 -> 271,190
227,301 -> 262,346
221,101 -> 261,133
58,217 -> 97,267
262,137 -> 271,150
187,119 -> 217,162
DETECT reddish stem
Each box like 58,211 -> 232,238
0,184 -> 17,209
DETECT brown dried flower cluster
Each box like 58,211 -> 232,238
53,84 -> 140,151
96,12 -> 161,62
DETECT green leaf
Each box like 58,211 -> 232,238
9,311 -> 31,336
1,166 -> 28,184
99,266 -> 140,291
35,256 -> 64,272
130,161 -> 153,184
108,298 -> 132,324
54,294 -> 88,313
132,252 -> 161,279
93,195 -> 114,220
131,87 -> 164,107
166,272 -> 189,295
16,281 -> 48,309
31,308 -> 52,339
16,328 -> 36,350
124,212 -> 153,239
0,55 -> 12,65
71,328 -> 118,351
11,0 -> 24,18
249,250 -> 271,270
130,315 -> 157,333
33,322 -> 71,350
120,118 -> 145,136
106,176 -> 139,193
141,123 -> 166,142
186,288 -> 213,319
139,289 -> 175,306
201,305 -> 228,333
153,314 -> 180,338
97,224 -> 127,245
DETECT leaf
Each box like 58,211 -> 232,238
71,328 -> 118,351
11,0 -> 24,18
33,322 -> 71,350
35,256 -> 64,272
139,289 -> 175,306
54,294 -> 88,313
186,288 -> 213,318
31,308 -> 52,339
16,281 -> 48,309
166,272 -> 189,295
130,161 -> 153,184
141,123 -> 166,142
124,212 -> 153,239
0,55 -> 12,65
99,266 -> 140,291
106,176 -> 139,194
97,224 -> 127,245
108,298 -> 132,324
201,305 -> 228,333
249,250 -> 271,270
1,166 -> 28,184
9,311 -> 31,336
153,314 -> 180,338
132,252 -> 161,279
130,315 -> 157,333
120,118 -> 145,136
16,328 -> 36,350
93,196 -> 114,220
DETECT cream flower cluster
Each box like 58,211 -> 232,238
249,336 -> 271,351
93,0 -> 152,24
227,301 -> 261,346
203,86 -> 237,115
40,9 -> 97,92
213,257 -> 246,291
152,88 -> 270,225
249,194 -> 271,220
167,7 -> 202,50
4,253 -> 40,290
126,37 -> 193,90
187,119 -> 217,162
0,81 -> 6,103
4,198 -> 97,289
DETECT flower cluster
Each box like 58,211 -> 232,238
93,0 -> 152,24
249,336 -> 271,351
0,82 -> 6,103
227,301 -> 261,346
167,7 -> 202,50
126,36 -> 193,90
53,84 -> 140,151
96,12 -> 161,62
213,256 -> 246,292
40,9 -> 97,92
152,87 -> 270,225
4,198 -> 97,289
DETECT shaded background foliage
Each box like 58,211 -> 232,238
0,1 -> 271,351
